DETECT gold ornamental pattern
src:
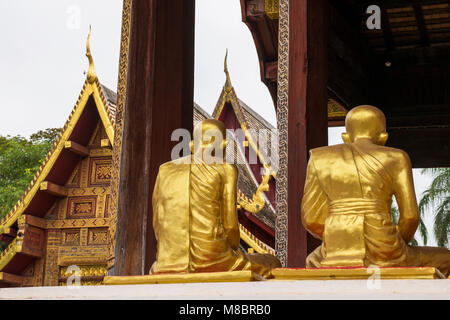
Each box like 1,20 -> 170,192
275,0 -> 289,267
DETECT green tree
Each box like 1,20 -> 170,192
29,128 -> 61,144
0,129 -> 60,219
418,168 -> 450,247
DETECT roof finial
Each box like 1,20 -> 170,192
224,49 -> 232,93
86,25 -> 97,84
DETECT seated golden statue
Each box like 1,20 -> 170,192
150,119 -> 280,277
302,105 -> 450,277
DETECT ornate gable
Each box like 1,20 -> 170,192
0,31 -> 116,287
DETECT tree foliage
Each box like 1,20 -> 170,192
418,168 -> 450,247
0,129 -> 60,219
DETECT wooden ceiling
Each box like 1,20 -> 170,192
335,0 -> 450,52
240,0 -> 450,167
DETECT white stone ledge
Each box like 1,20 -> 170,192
0,279 -> 449,300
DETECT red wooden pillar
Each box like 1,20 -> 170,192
287,0 -> 328,267
112,0 -> 195,276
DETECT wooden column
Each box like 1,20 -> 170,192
112,0 -> 195,276
287,0 -> 328,267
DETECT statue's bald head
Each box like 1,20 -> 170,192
342,105 -> 388,145
192,119 -> 228,161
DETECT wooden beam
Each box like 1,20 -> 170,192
39,181 -> 67,197
112,0 -> 195,276
264,61 -> 278,81
17,224 -> 45,258
64,141 -> 89,157
287,0 -> 328,267
380,5 -> 395,51
0,272 -> 23,286
412,2 -> 429,47
355,0 -> 450,10
328,120 -> 346,127
21,215 -> 46,229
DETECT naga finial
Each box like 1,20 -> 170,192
86,26 -> 97,84
224,49 -> 232,93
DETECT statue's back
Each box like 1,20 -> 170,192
310,143 -> 395,204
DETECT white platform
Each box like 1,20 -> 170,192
0,279 -> 449,300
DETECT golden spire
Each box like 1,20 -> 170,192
224,49 -> 233,93
86,26 -> 97,84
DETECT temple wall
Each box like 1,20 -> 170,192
23,121 -> 112,286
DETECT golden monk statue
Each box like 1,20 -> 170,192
150,119 -> 280,277
302,105 -> 450,276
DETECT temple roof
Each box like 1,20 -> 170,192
100,84 -> 118,123
0,77 -> 116,279
238,98 -> 275,131
0,32 -> 119,280
0,79 -> 115,231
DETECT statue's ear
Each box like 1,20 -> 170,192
342,132 -> 351,143
377,132 -> 389,145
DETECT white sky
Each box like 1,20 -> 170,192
0,0 -> 437,245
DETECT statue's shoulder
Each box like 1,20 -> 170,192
159,156 -> 192,171
378,145 -> 412,167
309,144 -> 347,159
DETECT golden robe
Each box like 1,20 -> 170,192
150,156 -> 278,277
302,143 -> 450,276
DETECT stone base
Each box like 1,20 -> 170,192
103,271 -> 264,285
271,266 -> 445,280
0,279 -> 449,300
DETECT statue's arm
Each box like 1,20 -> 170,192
393,151 -> 419,243
301,156 -> 328,239
222,164 -> 240,250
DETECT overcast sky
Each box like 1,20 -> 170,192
0,0 -> 437,245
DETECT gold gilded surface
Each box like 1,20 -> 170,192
265,0 -> 279,20
150,120 -> 280,278
302,105 -> 450,277
60,265 -> 107,277
104,271 -> 264,285
271,267 -> 445,280
86,26 -> 97,84
239,224 -> 275,255
237,170 -> 271,213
